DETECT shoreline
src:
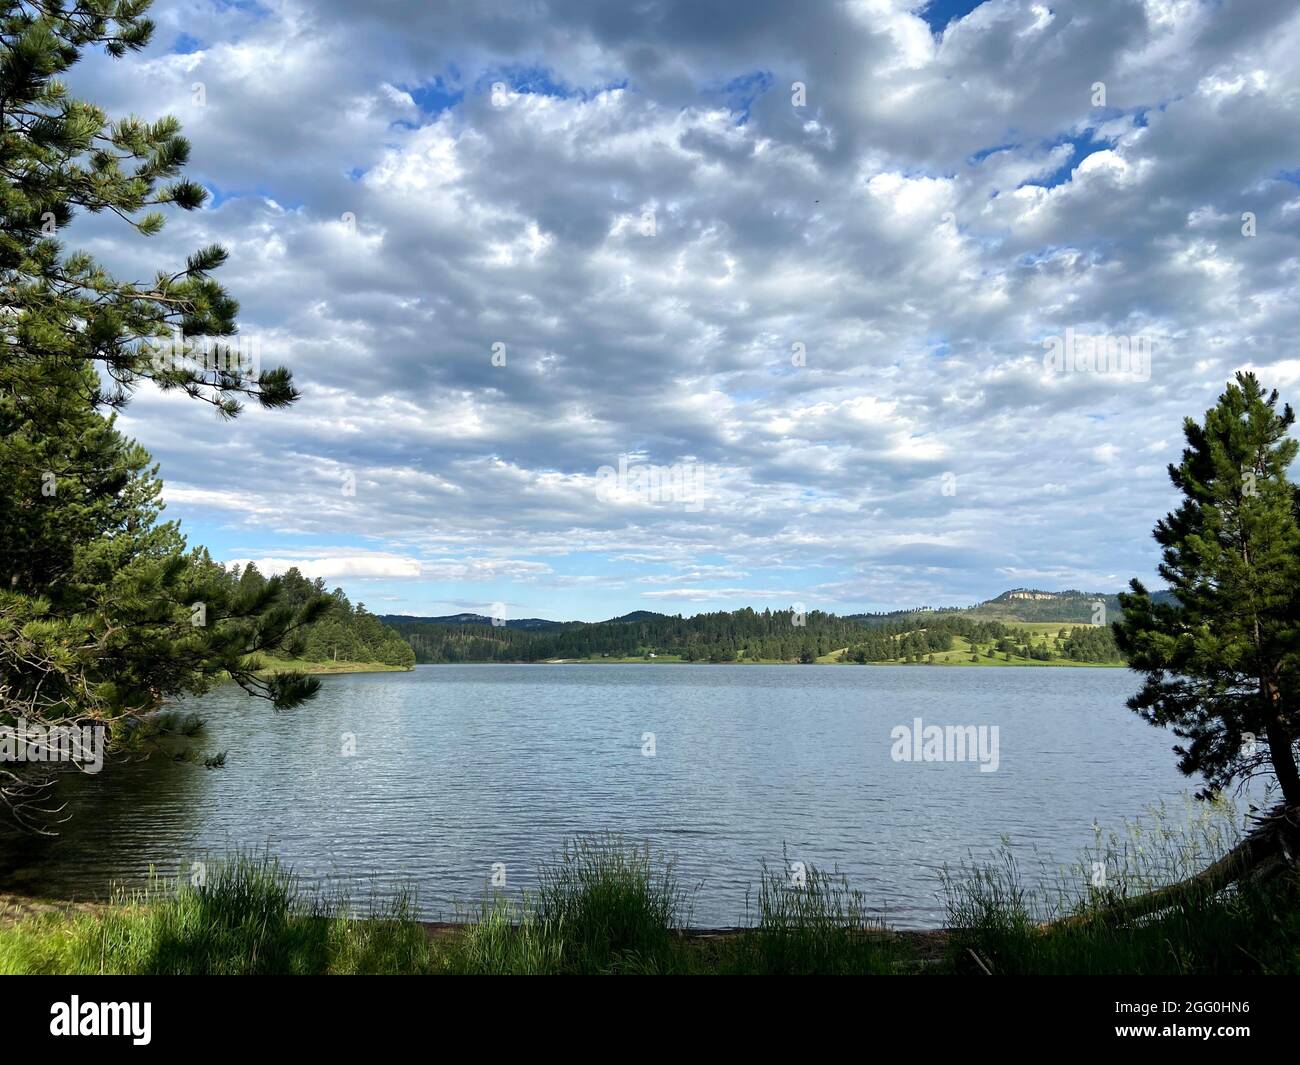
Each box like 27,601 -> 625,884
0,889 -> 950,944
249,660 -> 413,676
413,658 -> 1126,668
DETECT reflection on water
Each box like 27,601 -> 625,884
0,664 -> 1202,927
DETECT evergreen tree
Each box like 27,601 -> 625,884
1,2 -> 319,828
0,384 -> 328,828
1116,373 -> 1300,805
1,0 -> 299,421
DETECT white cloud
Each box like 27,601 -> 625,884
228,554 -> 423,580
63,0 -> 1300,615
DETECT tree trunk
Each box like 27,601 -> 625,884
1265,711 -> 1300,808
1260,670 -> 1300,807
1049,803 -> 1299,931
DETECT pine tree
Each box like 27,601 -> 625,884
1,0 -> 299,421
1,3 -> 321,829
0,376 -> 329,828
1116,372 -> 1300,805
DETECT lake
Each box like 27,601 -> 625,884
0,664 -> 1207,927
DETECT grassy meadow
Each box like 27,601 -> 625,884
818,623 -> 1124,667
250,657 -> 412,676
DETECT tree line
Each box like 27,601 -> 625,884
390,608 -> 868,663
387,609 -> 1123,664
840,616 -> 1122,664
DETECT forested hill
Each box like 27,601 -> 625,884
385,608 -> 858,663
382,606 -> 1124,665
381,612 -> 563,630
850,588 -> 1175,625
218,561 -> 415,668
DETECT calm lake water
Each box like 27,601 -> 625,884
0,664 -> 1206,927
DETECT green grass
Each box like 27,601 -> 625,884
441,841 -> 908,975
445,835 -> 692,974
3,810 -> 1295,975
824,630 -> 1124,667
943,798 -> 1300,975
253,657 -> 411,675
533,835 -> 688,971
925,633 -> 1123,667
441,897 -> 568,974
0,853 -> 436,975
718,858 -> 907,974
0,841 -> 905,975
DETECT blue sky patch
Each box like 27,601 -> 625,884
717,70 -> 774,124
172,33 -> 204,54
478,65 -> 626,102
920,0 -> 988,34
1023,128 -> 1116,189
404,76 -> 465,117
969,141 -> 1019,165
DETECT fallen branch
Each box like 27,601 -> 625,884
1050,803 -> 1300,931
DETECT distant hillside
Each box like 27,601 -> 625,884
852,587 -> 1175,626
378,589 -> 1171,664
380,613 -> 563,631
384,590 -> 1175,637
971,588 -> 1126,622
379,610 -> 669,628
384,607 -> 861,664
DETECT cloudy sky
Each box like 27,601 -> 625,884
72,0 -> 1300,621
